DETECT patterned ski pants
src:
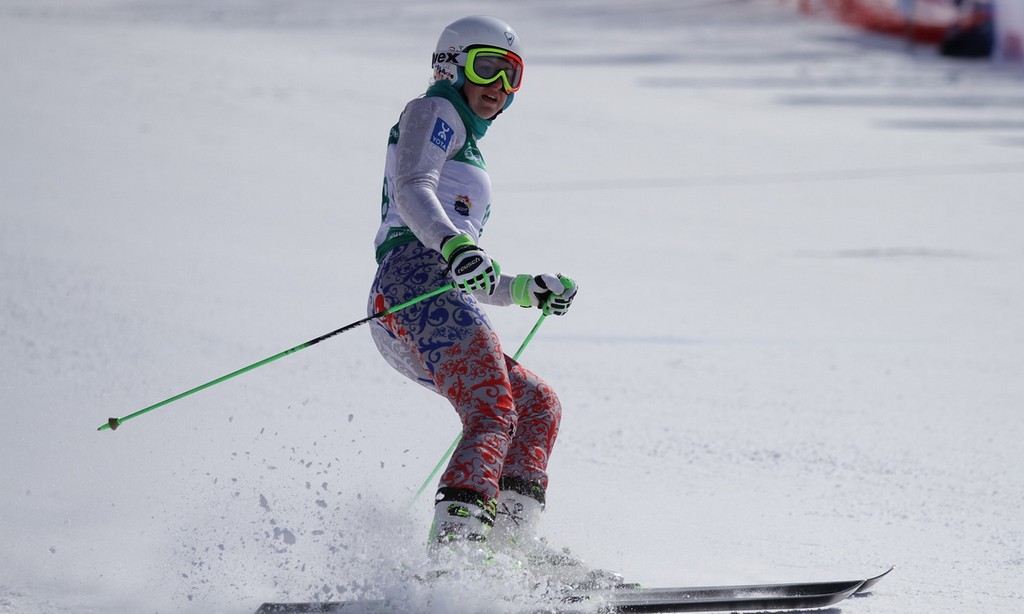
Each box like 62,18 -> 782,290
367,242 -> 561,501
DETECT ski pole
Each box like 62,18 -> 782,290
97,283 -> 455,432
407,312 -> 547,509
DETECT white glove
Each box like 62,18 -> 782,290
510,273 -> 578,316
440,234 -> 499,295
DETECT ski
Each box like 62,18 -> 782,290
564,566 -> 892,612
254,567 -> 891,613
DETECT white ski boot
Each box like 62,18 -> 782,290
490,480 -> 625,590
426,487 -> 497,573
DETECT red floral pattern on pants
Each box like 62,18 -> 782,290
504,360 -> 561,491
368,242 -> 561,501
433,328 -> 515,497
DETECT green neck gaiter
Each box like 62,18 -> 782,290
425,80 -> 491,140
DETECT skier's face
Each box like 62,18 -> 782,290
463,80 -> 507,120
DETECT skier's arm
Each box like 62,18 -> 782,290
394,97 -> 508,297
392,97 -> 466,253
391,97 -> 526,305
472,275 -> 515,306
475,274 -> 578,312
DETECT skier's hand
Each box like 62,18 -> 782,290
441,234 -> 500,296
511,274 -> 578,316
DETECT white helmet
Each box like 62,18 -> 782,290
432,15 -> 524,108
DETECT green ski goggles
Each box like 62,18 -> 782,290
463,46 -> 524,94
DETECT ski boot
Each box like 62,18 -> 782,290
490,478 -> 626,590
426,487 -> 498,574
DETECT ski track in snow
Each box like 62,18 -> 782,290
2,1 -> 1023,613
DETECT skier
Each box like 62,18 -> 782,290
367,15 -> 613,586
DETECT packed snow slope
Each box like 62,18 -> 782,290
2,1 -> 1023,612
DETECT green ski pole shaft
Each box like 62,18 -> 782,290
408,313 -> 547,508
98,283 -> 455,432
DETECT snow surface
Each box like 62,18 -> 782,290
2,0 -> 1023,612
